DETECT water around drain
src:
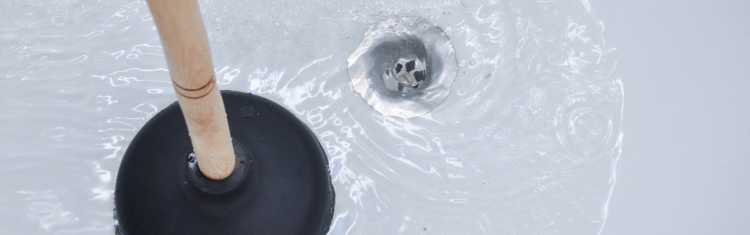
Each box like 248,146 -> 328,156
347,17 -> 457,118
0,0 -> 623,234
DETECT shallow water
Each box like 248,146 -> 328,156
0,0 -> 623,234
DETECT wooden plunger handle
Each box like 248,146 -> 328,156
147,0 -> 235,180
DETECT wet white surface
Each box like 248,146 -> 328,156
0,0 -> 625,234
592,0 -> 750,234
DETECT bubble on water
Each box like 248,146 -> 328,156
347,17 -> 457,118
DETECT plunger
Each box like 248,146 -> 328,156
114,0 -> 335,234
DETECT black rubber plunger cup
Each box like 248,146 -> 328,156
115,91 -> 335,234
114,0 -> 334,234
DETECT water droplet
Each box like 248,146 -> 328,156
187,153 -> 196,163
241,106 -> 255,118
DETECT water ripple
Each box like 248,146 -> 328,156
0,0 -> 622,234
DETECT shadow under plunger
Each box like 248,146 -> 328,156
113,1 -> 334,234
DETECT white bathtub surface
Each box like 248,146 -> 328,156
0,0 -> 627,234
592,0 -> 750,234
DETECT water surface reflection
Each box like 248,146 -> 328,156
0,0 -> 622,234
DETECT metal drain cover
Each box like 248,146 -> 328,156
347,17 -> 458,118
